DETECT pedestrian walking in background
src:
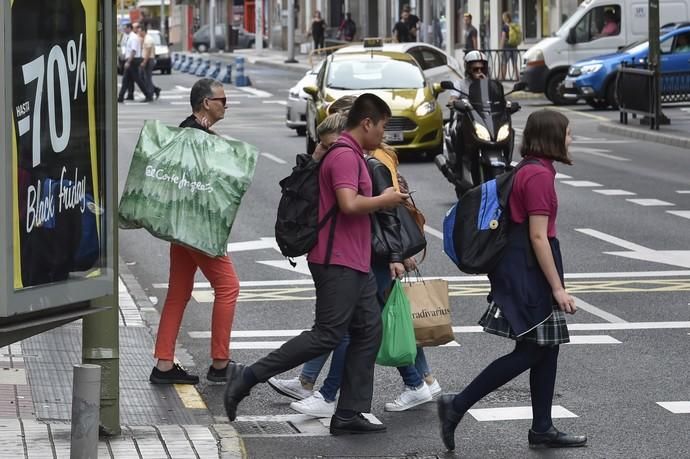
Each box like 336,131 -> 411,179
223,94 -> 409,435
500,12 -> 521,80
139,24 -> 161,102
338,12 -> 357,42
402,4 -> 420,41
118,22 -> 152,103
149,78 -> 241,385
393,10 -> 412,43
463,13 -> 478,51
310,10 -> 326,50
438,109 -> 587,452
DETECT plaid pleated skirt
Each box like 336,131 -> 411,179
479,302 -> 570,346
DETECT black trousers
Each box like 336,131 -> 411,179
118,58 -> 150,100
250,263 -> 381,413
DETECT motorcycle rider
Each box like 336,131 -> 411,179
449,50 -> 490,101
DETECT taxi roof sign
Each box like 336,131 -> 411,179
363,38 -> 383,48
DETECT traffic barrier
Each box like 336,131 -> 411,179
188,57 -> 202,75
220,63 -> 233,84
234,56 -> 250,87
207,61 -> 222,79
196,59 -> 211,77
174,54 -> 185,71
171,53 -> 180,69
180,55 -> 193,73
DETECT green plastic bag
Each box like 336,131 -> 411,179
119,120 -> 258,257
376,280 -> 418,367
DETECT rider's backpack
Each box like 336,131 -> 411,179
508,23 -> 522,47
443,159 -> 539,274
275,143 -> 349,264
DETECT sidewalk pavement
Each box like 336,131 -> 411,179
598,106 -> 690,149
0,259 -> 244,459
177,47 -> 544,99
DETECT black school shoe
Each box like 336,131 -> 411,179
149,363 -> 199,385
207,360 -> 235,382
437,394 -> 464,451
329,413 -> 387,435
528,426 -> 587,448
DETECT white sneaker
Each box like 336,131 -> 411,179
384,383 -> 433,412
267,376 -> 313,400
427,379 -> 442,399
290,392 -> 336,418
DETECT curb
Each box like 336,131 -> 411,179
598,121 -> 690,149
117,258 -> 246,458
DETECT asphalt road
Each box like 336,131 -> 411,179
118,65 -> 690,459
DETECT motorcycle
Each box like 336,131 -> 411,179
435,79 -> 526,198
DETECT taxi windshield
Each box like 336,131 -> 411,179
327,59 -> 425,90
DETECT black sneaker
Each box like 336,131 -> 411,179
207,364 -> 230,382
149,363 -> 199,385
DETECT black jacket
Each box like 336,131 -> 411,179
366,157 -> 403,263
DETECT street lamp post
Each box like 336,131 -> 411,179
209,0 -> 217,51
286,0 -> 297,63
646,0 -> 669,127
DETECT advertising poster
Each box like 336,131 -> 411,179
11,0 -> 104,289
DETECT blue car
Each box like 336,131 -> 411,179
562,25 -> 690,109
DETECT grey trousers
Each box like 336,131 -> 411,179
250,263 -> 381,413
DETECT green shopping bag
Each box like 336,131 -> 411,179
119,120 -> 258,257
376,280 -> 418,367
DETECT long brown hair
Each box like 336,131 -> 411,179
520,109 -> 573,165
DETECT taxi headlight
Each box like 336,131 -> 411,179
474,122 -> 491,141
496,124 -> 510,142
416,101 -> 436,116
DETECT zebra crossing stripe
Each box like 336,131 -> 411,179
656,401 -> 690,414
468,405 -> 577,422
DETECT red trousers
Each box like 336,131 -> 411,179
154,244 -> 240,361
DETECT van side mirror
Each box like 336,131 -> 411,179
566,27 -> 576,44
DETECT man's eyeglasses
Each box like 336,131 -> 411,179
207,97 -> 227,107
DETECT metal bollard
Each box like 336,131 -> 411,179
195,59 -> 210,77
171,53 -> 179,69
189,57 -> 202,75
207,61 -> 221,79
176,55 -> 186,72
180,55 -> 192,73
70,364 -> 101,459
221,63 -> 233,84
234,56 -> 249,87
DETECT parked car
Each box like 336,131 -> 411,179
192,24 -> 268,52
286,61 -> 324,136
562,26 -> 690,108
520,0 -> 690,104
304,42 -> 446,158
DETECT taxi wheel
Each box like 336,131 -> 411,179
296,127 -> 306,136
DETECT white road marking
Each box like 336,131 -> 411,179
626,198 -> 675,206
228,238 -> 279,252
593,189 -> 637,196
423,225 -> 444,240
676,190 -> 690,194
468,405 -> 577,422
236,86 -> 273,98
576,228 -> 690,269
158,95 -> 185,100
257,258 -> 311,275
175,85 -> 191,92
561,180 -> 603,187
569,146 -> 630,161
554,173 -> 572,179
261,152 -> 287,164
656,401 -> 690,414
567,335 -> 621,344
666,211 -> 690,220
571,295 -> 627,323
154,269 -> 690,289
262,100 -> 288,105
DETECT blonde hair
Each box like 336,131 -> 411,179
327,95 -> 357,115
317,112 -> 347,138
376,142 -> 399,165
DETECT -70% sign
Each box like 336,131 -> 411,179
17,33 -> 87,167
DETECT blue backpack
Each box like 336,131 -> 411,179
443,159 -> 539,274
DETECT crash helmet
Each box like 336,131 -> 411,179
464,50 -> 489,78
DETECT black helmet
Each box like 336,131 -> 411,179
464,50 -> 489,78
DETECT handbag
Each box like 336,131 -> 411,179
371,204 -> 427,261
403,274 -> 454,347
376,280 -> 418,367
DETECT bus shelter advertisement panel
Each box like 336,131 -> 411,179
11,0 -> 104,290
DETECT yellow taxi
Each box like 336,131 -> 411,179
303,40 -> 445,158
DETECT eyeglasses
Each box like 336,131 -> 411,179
207,97 -> 227,107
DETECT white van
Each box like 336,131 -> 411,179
521,0 -> 690,104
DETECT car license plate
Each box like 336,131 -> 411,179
384,131 -> 403,142
564,80 -> 574,89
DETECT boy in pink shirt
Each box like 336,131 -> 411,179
223,94 -> 408,434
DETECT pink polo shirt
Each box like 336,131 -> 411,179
509,157 -> 558,238
307,132 -> 373,272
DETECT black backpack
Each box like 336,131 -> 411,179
443,159 -> 540,274
275,143 -> 349,265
